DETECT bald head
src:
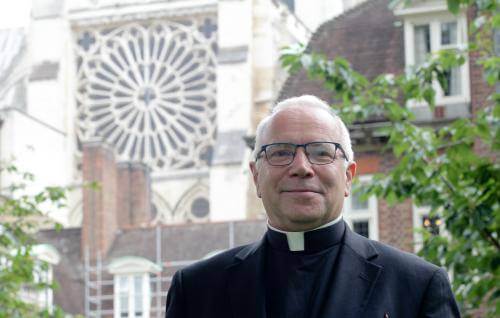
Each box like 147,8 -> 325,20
253,95 -> 354,163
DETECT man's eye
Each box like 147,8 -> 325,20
271,150 -> 293,157
310,150 -> 334,158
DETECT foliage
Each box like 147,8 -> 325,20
0,163 -> 67,318
280,0 -> 499,316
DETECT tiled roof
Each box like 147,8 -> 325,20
279,0 -> 404,103
37,220 -> 267,314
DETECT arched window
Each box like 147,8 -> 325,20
108,256 -> 161,318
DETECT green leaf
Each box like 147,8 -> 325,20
422,87 -> 436,107
447,0 -> 460,14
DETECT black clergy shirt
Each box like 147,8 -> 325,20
264,219 -> 346,318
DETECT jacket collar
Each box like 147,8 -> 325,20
316,225 -> 383,317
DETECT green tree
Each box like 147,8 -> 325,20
0,163 -> 67,318
280,0 -> 499,316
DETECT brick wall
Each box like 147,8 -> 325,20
82,143 -> 153,259
81,142 -> 118,260
378,198 -> 414,252
375,152 -> 414,252
467,6 -> 496,157
117,162 -> 151,228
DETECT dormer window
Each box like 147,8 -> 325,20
412,19 -> 463,97
116,274 -> 148,318
395,1 -> 470,106
108,256 -> 161,318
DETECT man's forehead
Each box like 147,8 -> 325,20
264,106 -> 340,140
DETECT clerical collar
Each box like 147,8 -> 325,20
266,215 -> 345,252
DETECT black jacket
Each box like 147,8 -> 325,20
165,222 -> 460,318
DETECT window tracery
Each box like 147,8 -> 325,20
75,18 -> 217,170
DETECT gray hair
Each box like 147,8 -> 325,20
252,95 -> 354,163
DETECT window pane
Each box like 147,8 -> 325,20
351,192 -> 368,211
134,275 -> 143,317
134,275 -> 142,291
119,276 -> 128,292
191,197 -> 210,218
441,22 -> 457,45
120,294 -> 128,316
414,25 -> 430,65
422,215 -> 441,235
119,276 -> 129,317
353,221 -> 370,238
135,293 -> 143,316
443,67 -> 461,96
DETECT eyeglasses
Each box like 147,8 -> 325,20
255,142 -> 349,166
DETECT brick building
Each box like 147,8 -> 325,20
279,0 -> 494,252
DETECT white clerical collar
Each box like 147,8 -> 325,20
267,214 -> 344,252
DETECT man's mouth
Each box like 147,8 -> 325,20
281,189 -> 322,194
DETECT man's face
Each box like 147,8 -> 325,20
250,106 -> 356,232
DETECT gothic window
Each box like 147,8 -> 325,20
151,183 -> 209,224
75,18 -> 217,170
190,197 -> 209,219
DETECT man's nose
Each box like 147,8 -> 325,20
289,148 -> 314,177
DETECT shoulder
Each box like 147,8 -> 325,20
374,240 -> 438,271
177,241 -> 257,278
346,229 -> 440,276
344,231 -> 459,316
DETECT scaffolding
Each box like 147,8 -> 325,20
83,222 -> 238,317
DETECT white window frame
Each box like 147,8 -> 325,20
108,256 -> 161,318
402,10 -> 470,107
114,273 -> 150,318
19,244 -> 60,312
344,175 -> 379,240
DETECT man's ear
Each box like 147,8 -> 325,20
344,161 -> 357,197
249,161 -> 261,198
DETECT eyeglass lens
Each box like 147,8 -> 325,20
265,142 -> 339,166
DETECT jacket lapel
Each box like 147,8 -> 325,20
226,238 -> 267,318
320,226 -> 383,317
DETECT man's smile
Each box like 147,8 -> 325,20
280,188 -> 323,196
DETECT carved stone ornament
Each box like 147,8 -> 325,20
75,17 -> 217,170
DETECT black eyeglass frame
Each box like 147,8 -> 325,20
255,142 -> 349,166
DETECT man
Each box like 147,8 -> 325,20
165,95 -> 460,317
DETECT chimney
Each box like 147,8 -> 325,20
81,141 -> 118,260
116,162 -> 152,228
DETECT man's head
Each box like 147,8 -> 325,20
249,95 -> 356,232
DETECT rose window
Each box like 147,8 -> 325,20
75,18 -> 217,170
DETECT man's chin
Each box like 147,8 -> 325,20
282,209 -> 326,229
